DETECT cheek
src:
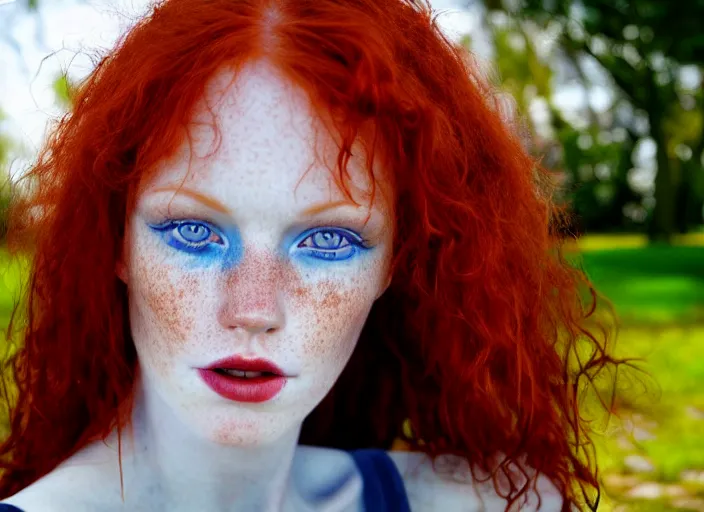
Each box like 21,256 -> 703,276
292,278 -> 372,364
130,251 -> 202,363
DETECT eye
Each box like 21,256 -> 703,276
148,220 -> 226,254
178,223 -> 210,243
296,227 -> 368,262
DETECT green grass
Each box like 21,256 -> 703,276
577,241 -> 704,510
592,327 -> 704,473
580,246 -> 704,325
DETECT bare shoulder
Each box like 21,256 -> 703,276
1,470 -> 77,512
388,451 -> 564,512
1,450 -> 122,512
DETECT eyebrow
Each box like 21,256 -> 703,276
149,188 -> 369,219
150,186 -> 231,215
300,200 -> 362,216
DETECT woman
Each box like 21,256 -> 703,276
0,0 -> 618,510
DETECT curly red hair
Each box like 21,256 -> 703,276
1,0 -> 621,509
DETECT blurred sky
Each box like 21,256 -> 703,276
0,0 -> 576,177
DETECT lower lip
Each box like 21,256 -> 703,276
198,369 -> 286,403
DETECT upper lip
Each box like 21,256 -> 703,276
202,356 -> 287,376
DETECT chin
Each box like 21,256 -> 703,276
192,407 -> 305,448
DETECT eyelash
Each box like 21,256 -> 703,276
148,219 -> 227,254
295,226 -> 370,262
147,220 -> 370,261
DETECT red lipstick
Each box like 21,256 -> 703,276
198,356 -> 287,403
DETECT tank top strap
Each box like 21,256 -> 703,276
349,449 -> 411,512
0,505 -> 25,512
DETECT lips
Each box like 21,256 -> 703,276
204,356 -> 286,376
198,356 -> 288,403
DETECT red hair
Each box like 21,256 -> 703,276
1,0 -> 623,509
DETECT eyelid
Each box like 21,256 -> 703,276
301,211 -> 383,241
150,218 -> 221,232
295,226 -> 367,247
148,219 -> 228,248
142,198 -> 231,229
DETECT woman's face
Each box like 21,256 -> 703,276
121,62 -> 393,446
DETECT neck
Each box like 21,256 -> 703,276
117,375 -> 305,512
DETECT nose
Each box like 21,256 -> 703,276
217,249 -> 285,335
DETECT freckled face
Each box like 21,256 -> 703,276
122,61 -> 393,446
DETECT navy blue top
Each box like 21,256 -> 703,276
0,449 -> 410,512
350,449 -> 411,512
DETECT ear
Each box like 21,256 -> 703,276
116,259 -> 129,284
116,234 -> 129,284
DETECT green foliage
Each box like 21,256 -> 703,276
517,0 -> 704,65
492,26 -> 551,110
484,0 -> 704,239
52,73 -> 76,110
558,123 -> 645,232
0,249 -> 25,329
0,110 -> 13,242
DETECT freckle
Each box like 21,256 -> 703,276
135,253 -> 197,366
320,290 -> 342,310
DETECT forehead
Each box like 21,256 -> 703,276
141,61 -> 384,209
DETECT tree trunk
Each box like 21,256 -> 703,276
647,86 -> 677,243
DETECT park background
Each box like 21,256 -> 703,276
1,0 -> 703,510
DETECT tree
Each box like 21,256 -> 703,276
503,0 -> 704,242
463,8 -> 645,235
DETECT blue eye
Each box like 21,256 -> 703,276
178,223 -> 210,243
148,220 -> 226,254
296,228 -> 368,261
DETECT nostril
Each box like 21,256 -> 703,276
265,327 -> 277,334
